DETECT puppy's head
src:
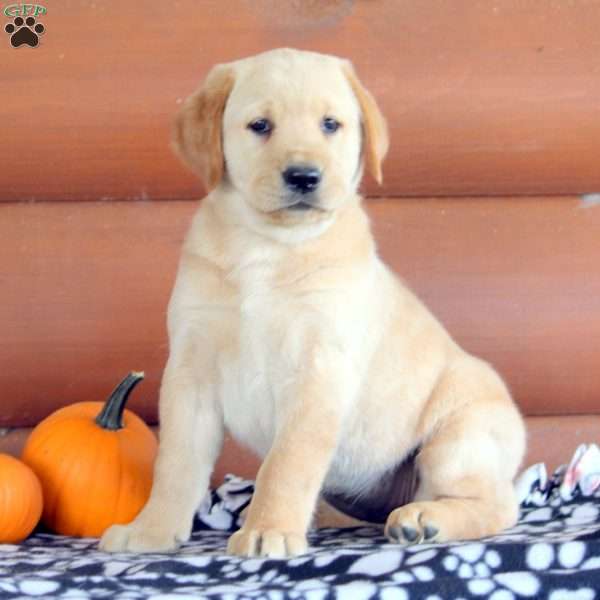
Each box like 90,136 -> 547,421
173,48 -> 388,228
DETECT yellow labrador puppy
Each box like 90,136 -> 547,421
100,48 -> 526,558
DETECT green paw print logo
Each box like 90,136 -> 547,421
3,3 -> 46,48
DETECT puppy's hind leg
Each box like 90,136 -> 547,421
385,357 -> 526,545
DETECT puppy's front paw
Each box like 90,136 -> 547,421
227,527 -> 308,558
99,521 -> 190,553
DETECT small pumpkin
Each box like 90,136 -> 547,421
22,372 -> 157,538
0,453 -> 43,543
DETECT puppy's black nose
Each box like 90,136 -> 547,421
282,165 -> 321,194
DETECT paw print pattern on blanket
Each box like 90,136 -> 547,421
1,448 -> 599,599
2,489 -> 600,598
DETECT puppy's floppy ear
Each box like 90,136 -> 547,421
343,63 -> 389,185
172,64 -> 235,192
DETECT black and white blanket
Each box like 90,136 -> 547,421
1,444 -> 599,599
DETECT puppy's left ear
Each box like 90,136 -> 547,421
172,64 -> 235,192
343,63 -> 389,185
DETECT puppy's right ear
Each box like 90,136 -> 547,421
172,64 -> 235,192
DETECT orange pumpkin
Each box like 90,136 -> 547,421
0,453 -> 43,543
22,372 -> 157,538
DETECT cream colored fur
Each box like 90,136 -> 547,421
99,48 -> 526,558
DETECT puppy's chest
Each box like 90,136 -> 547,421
220,265 -> 303,455
221,260 -> 354,457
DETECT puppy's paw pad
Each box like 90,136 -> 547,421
385,502 -> 445,545
401,525 -> 420,542
388,524 -> 422,543
423,524 -> 439,541
227,527 -> 307,558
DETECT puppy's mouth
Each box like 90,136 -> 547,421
285,200 -> 319,211
280,194 -> 326,212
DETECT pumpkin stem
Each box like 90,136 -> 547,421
95,371 -> 145,430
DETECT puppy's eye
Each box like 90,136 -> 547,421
247,118 -> 273,136
321,116 -> 341,134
